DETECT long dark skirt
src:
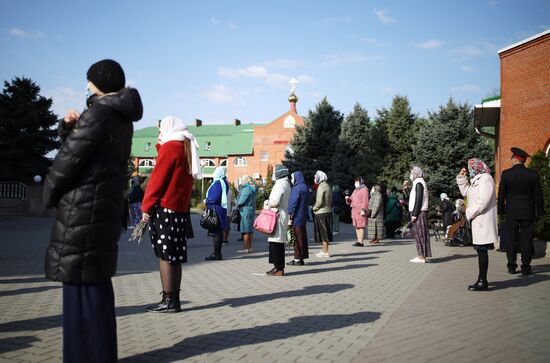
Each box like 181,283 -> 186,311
149,206 -> 188,264
412,211 -> 432,258
293,225 -> 309,260
268,242 -> 285,270
63,279 -> 117,363
314,212 -> 333,243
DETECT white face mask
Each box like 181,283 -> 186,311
409,174 -> 414,181
354,182 -> 360,189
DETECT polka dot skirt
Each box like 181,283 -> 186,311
148,206 -> 188,264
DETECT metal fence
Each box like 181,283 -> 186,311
0,182 -> 28,201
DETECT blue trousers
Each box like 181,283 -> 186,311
63,279 -> 117,363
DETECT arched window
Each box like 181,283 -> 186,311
202,159 -> 215,167
139,159 -> 155,167
234,157 -> 247,167
220,159 -> 227,167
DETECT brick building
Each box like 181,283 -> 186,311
131,91 -> 304,185
474,29 -> 550,183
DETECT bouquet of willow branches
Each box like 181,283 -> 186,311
128,220 -> 148,245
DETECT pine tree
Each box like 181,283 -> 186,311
332,103 -> 386,189
413,98 -> 494,199
284,98 -> 343,184
377,95 -> 418,188
0,77 -> 60,181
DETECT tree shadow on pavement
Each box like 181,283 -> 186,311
0,285 -> 60,298
0,335 -> 40,354
288,263 -> 377,276
180,283 -> 354,312
429,254 -> 477,263
119,310 -> 381,362
305,256 -> 377,266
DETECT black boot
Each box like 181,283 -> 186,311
147,291 -> 181,313
468,279 -> 488,291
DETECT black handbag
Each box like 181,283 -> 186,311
230,207 -> 241,224
200,208 -> 219,230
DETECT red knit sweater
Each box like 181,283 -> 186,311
141,141 -> 193,213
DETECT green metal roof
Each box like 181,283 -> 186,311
132,124 -> 259,158
481,95 -> 501,104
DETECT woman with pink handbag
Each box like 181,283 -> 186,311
265,165 -> 292,276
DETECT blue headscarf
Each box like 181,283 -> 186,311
206,167 -> 227,208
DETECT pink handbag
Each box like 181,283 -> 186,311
253,209 -> 278,234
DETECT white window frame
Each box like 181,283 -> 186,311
139,159 -> 155,167
220,159 -> 228,167
202,159 -> 215,167
234,157 -> 247,167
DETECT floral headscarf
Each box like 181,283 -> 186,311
240,175 -> 257,192
467,158 -> 491,178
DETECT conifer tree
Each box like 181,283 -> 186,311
284,98 -> 343,184
377,95 -> 418,188
332,103 -> 386,189
413,98 -> 494,199
0,77 -> 60,181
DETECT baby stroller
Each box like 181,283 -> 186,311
445,200 -> 472,247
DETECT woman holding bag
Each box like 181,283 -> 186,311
237,175 -> 257,253
204,167 -> 229,261
264,165 -> 292,276
141,116 -> 200,313
457,158 -> 498,291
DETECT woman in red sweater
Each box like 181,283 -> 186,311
141,116 -> 199,313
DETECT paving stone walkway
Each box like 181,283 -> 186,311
0,216 -> 549,362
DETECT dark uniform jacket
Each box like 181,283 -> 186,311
43,88 -> 143,284
498,163 -> 544,220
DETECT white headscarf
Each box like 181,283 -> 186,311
159,116 -> 202,179
410,166 -> 424,180
314,170 -> 328,184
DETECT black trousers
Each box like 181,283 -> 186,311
505,219 -> 535,272
268,242 -> 285,270
63,279 -> 117,363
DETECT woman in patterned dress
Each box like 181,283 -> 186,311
141,116 -> 200,313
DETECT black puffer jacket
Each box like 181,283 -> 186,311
43,88 -> 143,284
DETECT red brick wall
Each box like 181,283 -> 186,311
497,34 -> 550,183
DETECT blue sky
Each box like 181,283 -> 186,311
1,0 -> 548,130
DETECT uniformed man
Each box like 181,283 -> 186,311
497,147 -> 545,275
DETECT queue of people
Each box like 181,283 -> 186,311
42,58 -> 545,363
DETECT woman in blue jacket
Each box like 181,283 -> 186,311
205,167 -> 229,260
237,175 -> 257,253
287,171 -> 310,265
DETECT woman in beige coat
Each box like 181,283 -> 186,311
457,158 -> 498,291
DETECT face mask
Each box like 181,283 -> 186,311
409,174 -> 414,181
354,182 -> 360,189
85,86 -> 94,100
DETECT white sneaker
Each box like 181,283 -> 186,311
316,251 -> 330,258
409,257 -> 426,263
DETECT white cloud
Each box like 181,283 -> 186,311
450,84 -> 481,93
449,42 -> 498,61
414,39 -> 443,49
374,9 -> 397,24
204,84 -> 234,103
322,16 -> 353,24
383,86 -> 396,94
210,17 -> 236,29
360,37 -> 386,47
460,65 -> 477,72
218,65 -> 315,88
45,87 -> 83,116
8,27 -> 46,38
263,58 -> 304,69
323,52 -> 384,66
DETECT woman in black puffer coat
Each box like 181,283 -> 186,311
43,59 -> 142,363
